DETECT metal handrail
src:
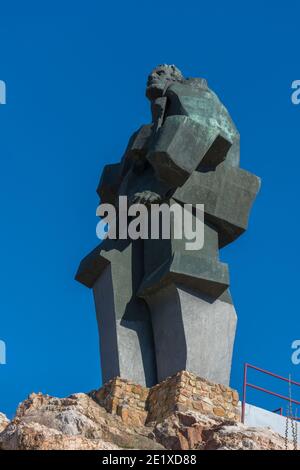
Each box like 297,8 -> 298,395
241,363 -> 300,423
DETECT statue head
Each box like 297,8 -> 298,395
146,64 -> 183,101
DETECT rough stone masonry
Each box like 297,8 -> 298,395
76,64 -> 260,387
93,370 -> 240,428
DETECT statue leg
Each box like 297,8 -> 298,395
139,219 -> 237,386
144,284 -> 237,385
83,238 -> 157,386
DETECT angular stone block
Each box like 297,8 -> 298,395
96,163 -> 121,204
76,239 -> 157,387
139,249 -> 229,300
147,115 -> 231,187
124,124 -> 153,162
75,243 -> 110,288
139,218 -> 229,300
144,284 -> 237,386
173,163 -> 261,247
165,81 -> 240,168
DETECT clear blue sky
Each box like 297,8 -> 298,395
0,1 -> 299,418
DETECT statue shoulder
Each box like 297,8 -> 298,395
166,78 -> 211,98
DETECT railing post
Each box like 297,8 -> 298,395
241,363 -> 247,423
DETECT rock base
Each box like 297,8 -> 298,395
0,372 -> 293,450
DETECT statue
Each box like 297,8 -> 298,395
76,65 -> 260,387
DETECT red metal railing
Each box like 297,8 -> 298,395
241,363 -> 300,423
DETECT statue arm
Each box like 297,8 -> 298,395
147,86 -> 233,189
114,123 -> 172,206
97,124 -> 154,205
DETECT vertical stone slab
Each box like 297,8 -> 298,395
92,239 -> 157,387
145,284 -> 237,386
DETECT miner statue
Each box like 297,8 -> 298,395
76,64 -> 260,387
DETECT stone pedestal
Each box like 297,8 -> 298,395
93,370 -> 241,426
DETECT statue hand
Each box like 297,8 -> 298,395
130,190 -> 162,206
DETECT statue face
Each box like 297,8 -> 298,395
146,64 -> 183,101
